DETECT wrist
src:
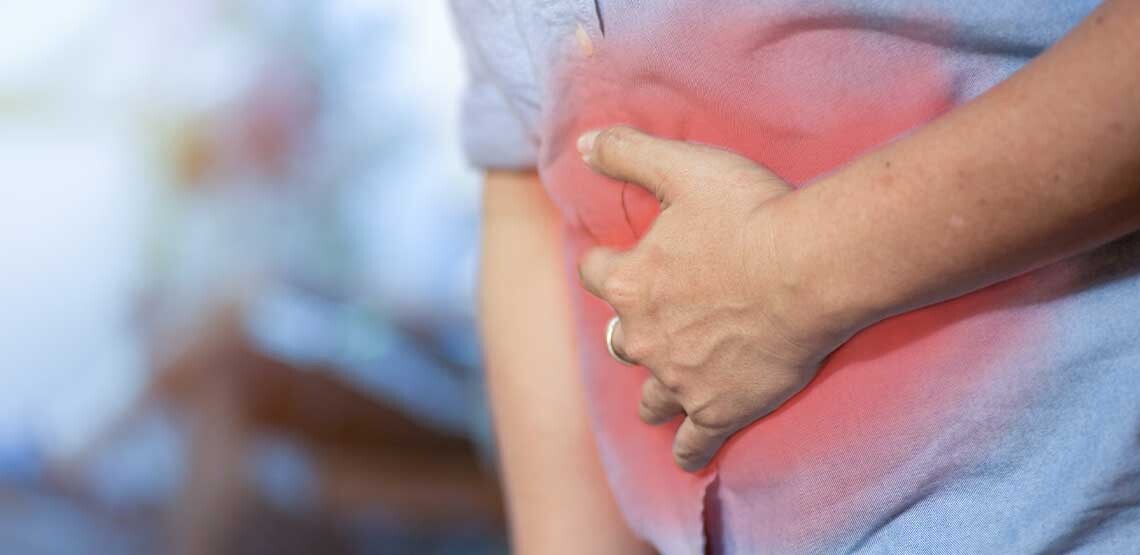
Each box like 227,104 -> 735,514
757,189 -> 886,352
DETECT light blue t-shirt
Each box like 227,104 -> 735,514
450,1 -> 1139,553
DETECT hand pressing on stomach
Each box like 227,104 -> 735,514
576,125 -> 860,472
575,2 -> 1140,473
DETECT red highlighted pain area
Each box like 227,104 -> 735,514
539,8 -> 1045,549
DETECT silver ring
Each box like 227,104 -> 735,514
605,316 -> 634,366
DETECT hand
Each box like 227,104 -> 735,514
576,126 -> 858,472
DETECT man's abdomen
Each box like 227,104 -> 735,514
537,7 -> 1060,552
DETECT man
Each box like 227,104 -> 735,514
459,1 -> 1140,552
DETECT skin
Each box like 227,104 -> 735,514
576,0 -> 1140,472
479,0 -> 1140,549
479,170 -> 652,554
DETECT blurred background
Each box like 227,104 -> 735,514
0,1 -> 503,553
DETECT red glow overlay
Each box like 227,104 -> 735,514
538,6 -> 1046,552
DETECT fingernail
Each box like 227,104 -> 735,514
577,130 -> 600,157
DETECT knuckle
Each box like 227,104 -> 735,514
722,166 -> 761,191
639,379 -> 677,424
596,126 -> 638,163
655,370 -> 684,394
689,405 -> 739,438
639,378 -> 660,401
581,247 -> 608,273
673,440 -> 704,465
603,125 -> 639,145
621,332 -> 654,361
600,273 -> 637,306
761,372 -> 809,404
652,376 -> 684,401
637,392 -> 654,411
638,398 -> 662,423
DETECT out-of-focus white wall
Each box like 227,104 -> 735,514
0,0 -> 479,458
0,0 -> 153,456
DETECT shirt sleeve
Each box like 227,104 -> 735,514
449,0 -> 540,170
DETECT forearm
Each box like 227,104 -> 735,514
779,0 -> 1140,332
479,170 -> 650,554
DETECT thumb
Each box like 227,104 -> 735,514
579,126 -> 780,205
577,126 -> 699,204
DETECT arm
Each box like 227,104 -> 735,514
573,0 -> 1140,471
478,170 -> 651,554
777,0 -> 1140,333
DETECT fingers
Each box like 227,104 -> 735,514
673,416 -> 732,472
578,125 -> 789,207
639,376 -> 684,425
577,126 -> 687,203
578,246 -> 635,307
